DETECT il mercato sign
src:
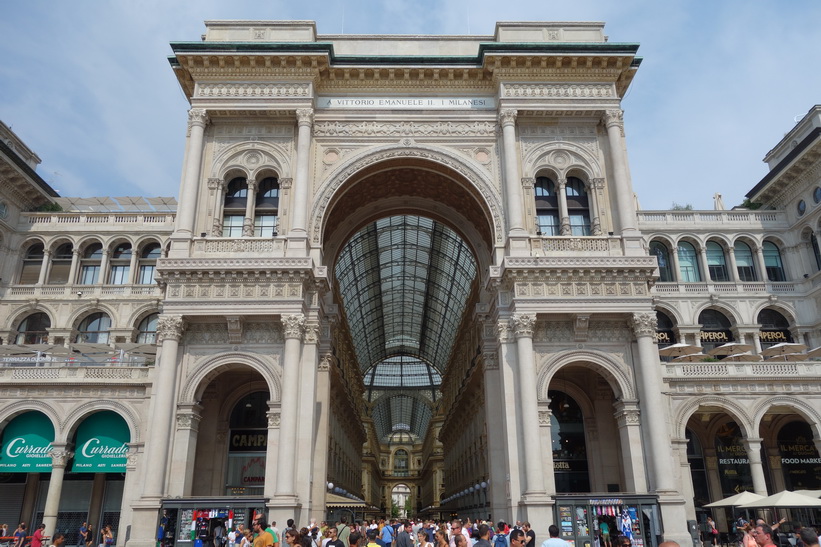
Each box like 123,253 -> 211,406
316,97 -> 496,110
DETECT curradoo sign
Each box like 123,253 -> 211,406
0,412 -> 55,472
72,411 -> 130,472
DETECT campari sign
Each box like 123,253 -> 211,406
72,411 -> 130,473
0,412 -> 55,472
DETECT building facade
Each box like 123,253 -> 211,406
0,20 -> 819,547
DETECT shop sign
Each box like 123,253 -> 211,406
229,429 -> 268,452
554,460 -> 588,472
700,330 -> 732,342
316,96 -> 496,110
715,422 -> 754,496
72,411 -> 129,472
654,331 -> 673,344
0,412 -> 55,472
780,432 -> 821,489
759,330 -> 790,342
588,498 -> 624,505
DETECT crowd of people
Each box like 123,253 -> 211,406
0,521 -> 115,547
730,516 -> 820,547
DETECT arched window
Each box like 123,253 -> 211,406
650,241 -> 674,282
757,308 -> 792,349
48,243 -> 73,284
733,241 -> 757,281
227,390 -> 269,496
19,243 -> 45,285
698,309 -> 734,351
254,177 -> 279,237
565,177 -> 591,236
16,312 -> 51,344
777,421 -> 821,489
108,243 -> 132,284
136,313 -> 159,344
80,243 -> 103,285
393,449 -> 409,476
706,241 -> 729,282
75,312 -> 111,343
534,176 -> 559,235
137,243 -> 161,284
223,177 -> 248,237
677,241 -> 702,282
812,234 -> 821,271
655,310 -> 676,348
549,390 -> 590,493
763,241 -> 785,281
686,429 -> 711,507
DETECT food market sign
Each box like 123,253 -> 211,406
0,412 -> 55,472
72,411 -> 130,472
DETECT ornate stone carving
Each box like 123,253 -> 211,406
226,316 -> 243,344
211,218 -> 223,237
630,312 -> 658,338
176,412 -> 202,430
197,82 -> 311,98
499,109 -> 518,127
282,314 -> 305,339
521,177 -> 535,190
268,411 -> 281,428
49,449 -> 73,468
303,323 -> 319,344
482,352 -> 498,370
318,353 -> 333,371
511,314 -> 536,338
279,177 -> 293,190
497,321 -> 511,343
573,314 -> 591,342
207,177 -> 224,191
126,445 -> 141,470
188,108 -> 210,131
603,109 -> 624,136
538,410 -> 551,425
157,314 -> 186,343
184,323 -> 228,345
242,217 -> 254,237
312,120 -> 498,138
296,108 -> 314,127
503,83 -> 614,98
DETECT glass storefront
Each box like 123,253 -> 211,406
159,500 -> 267,547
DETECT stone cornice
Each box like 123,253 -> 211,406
157,257 -> 312,273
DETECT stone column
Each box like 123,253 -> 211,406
127,248 -> 139,285
167,404 -> 203,496
754,245 -> 769,282
310,353 -> 333,522
290,109 -> 314,235
37,249 -> 52,285
141,314 -> 185,499
499,109 -> 526,234
176,108 -> 210,236
538,406 -> 557,494
274,313 -> 305,499
698,246 -> 710,283
588,179 -> 603,236
727,244 -> 740,282
670,244 -> 683,283
68,249 -> 80,285
42,446 -> 72,534
99,248 -> 110,285
263,404 -> 281,499
630,313 -> 676,492
208,178 -> 226,236
613,400 -> 648,493
556,178 -> 571,236
242,178 -> 258,237
296,322 -> 319,505
117,443 -> 144,547
742,437 -> 769,496
511,313 -> 546,496
603,110 -> 637,233
521,178 -> 536,233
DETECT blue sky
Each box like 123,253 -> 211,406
1,1 -> 819,210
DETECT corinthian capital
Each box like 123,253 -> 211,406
296,108 -> 314,127
49,448 -> 73,468
188,108 -> 210,130
603,109 -> 624,131
630,312 -> 657,338
499,109 -> 518,127
157,314 -> 186,343
282,313 -> 306,339
511,313 -> 536,338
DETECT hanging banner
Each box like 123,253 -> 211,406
0,412 -> 55,472
72,411 -> 130,472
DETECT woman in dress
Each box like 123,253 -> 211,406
706,517 -> 718,547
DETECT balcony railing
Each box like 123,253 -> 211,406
21,212 -> 175,228
652,281 -> 797,294
4,284 -> 162,298
0,363 -> 151,381
637,210 -> 787,230
664,361 -> 821,379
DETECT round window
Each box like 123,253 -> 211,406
797,199 -> 807,215
814,187 -> 821,204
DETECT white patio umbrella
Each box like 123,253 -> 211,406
708,342 -> 754,356
738,490 -> 821,508
0,345 -> 35,355
764,353 -> 807,362
722,353 -> 763,362
704,491 -> 765,508
672,353 -> 710,362
659,343 -> 701,358
793,490 -> 821,499
70,343 -> 116,354
805,346 -> 821,358
761,342 -> 808,357
114,342 -> 157,355
25,344 -> 72,355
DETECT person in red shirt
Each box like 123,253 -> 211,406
31,524 -> 48,547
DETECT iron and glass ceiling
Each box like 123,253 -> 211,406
335,215 -> 477,441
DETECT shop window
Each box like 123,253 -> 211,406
108,243 -> 132,285
223,177 -> 248,237
655,310 -> 676,348
80,243 -> 103,285
762,241 -> 785,281
47,243 -> 74,284
777,421 -> 821,490
650,241 -> 674,282
549,390 -> 590,493
698,309 -> 734,352
706,241 -> 729,282
137,243 -> 161,284
16,312 -> 51,344
136,314 -> 159,344
565,177 -> 591,236
757,308 -> 792,349
677,241 -> 702,282
534,176 -> 559,235
75,312 -> 111,344
393,449 -> 409,476
733,241 -> 757,281
715,421 -> 754,497
226,390 -> 269,496
19,243 -> 45,285
254,177 -> 279,236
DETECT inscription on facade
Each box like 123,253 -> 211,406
317,97 -> 496,109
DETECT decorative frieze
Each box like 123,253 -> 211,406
196,82 -> 311,98
515,280 -> 648,298
502,83 -> 615,99
194,238 -> 286,253
184,322 -> 283,345
312,120 -> 498,138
